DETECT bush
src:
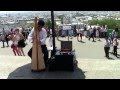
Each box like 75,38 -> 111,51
88,18 -> 120,29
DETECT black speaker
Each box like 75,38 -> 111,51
48,54 -> 74,71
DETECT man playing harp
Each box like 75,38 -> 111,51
28,19 -> 48,67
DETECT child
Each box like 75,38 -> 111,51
8,33 -> 20,56
104,37 -> 110,58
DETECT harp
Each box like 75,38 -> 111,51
31,17 -> 45,71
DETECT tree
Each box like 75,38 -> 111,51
45,19 -> 51,29
45,19 -> 57,29
58,15 -> 65,24
27,19 -> 57,29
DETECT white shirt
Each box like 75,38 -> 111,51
89,28 -> 93,34
104,40 -> 110,47
49,37 -> 53,47
28,28 -> 47,45
104,28 -> 107,32
50,29 -> 52,34
77,29 -> 80,33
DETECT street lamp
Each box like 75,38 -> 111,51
51,11 -> 56,55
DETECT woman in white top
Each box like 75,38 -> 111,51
96,29 -> 99,39
14,28 -> 25,56
96,26 -> 100,41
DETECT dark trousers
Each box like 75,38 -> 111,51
101,32 -> 104,38
28,45 -> 48,67
2,40 -> 9,47
113,46 -> 117,56
89,33 -> 95,41
2,41 -> 5,47
5,36 -> 9,46
104,32 -> 107,37
6,39 -> 9,46
104,47 -> 110,58
6,40 -> 9,46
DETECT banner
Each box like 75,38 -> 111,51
62,26 -> 71,30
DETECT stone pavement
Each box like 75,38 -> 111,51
0,37 -> 120,79
0,56 -> 120,79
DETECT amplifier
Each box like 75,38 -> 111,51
61,41 -> 72,52
48,54 -> 74,71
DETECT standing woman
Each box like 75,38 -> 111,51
84,25 -> 87,38
104,25 -> 108,37
79,29 -> 83,41
100,26 -> 104,38
76,29 -> 80,41
96,26 -> 100,41
15,28 -> 25,56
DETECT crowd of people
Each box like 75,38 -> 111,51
76,24 -> 119,58
0,20 -> 119,61
76,24 -> 109,42
0,27 -> 29,56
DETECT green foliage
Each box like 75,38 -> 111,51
107,29 -> 120,37
45,19 -> 51,29
88,18 -> 120,29
45,19 -> 57,29
27,23 -> 34,28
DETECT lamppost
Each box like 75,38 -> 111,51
51,11 -> 56,55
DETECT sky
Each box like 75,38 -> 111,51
0,11 -> 33,14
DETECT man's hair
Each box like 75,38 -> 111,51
38,19 -> 45,26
